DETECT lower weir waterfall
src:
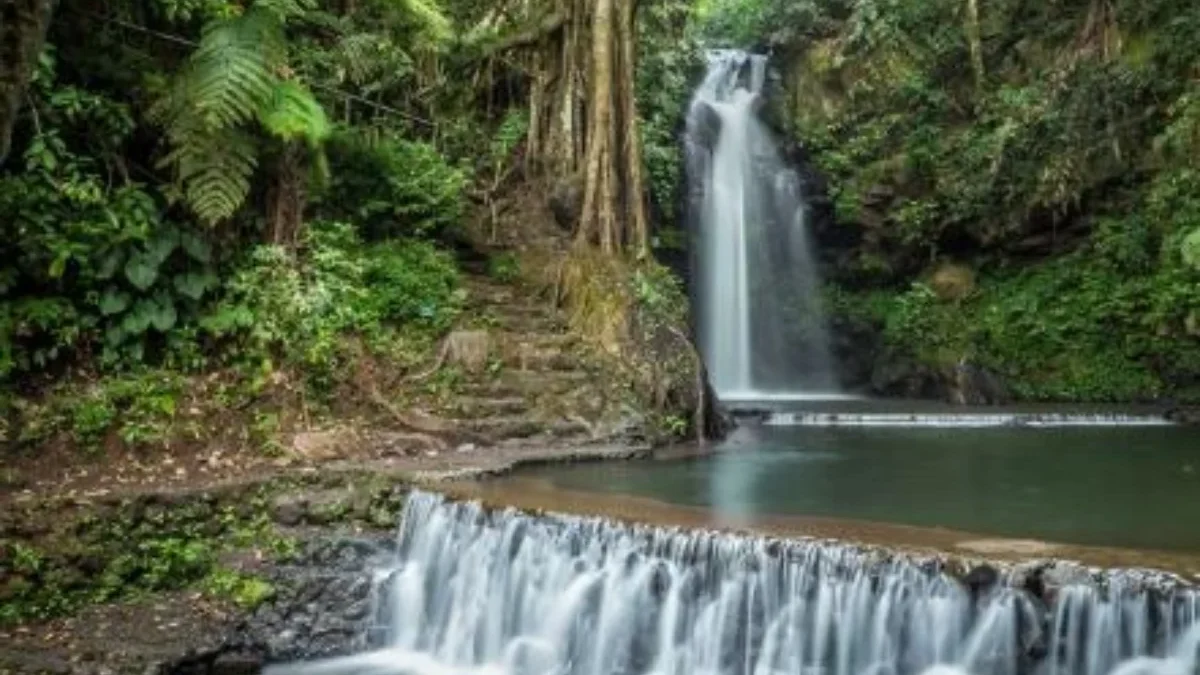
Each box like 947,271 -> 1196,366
271,491 -> 1200,675
686,50 -> 838,400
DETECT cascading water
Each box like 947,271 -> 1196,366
271,491 -> 1200,675
686,50 -> 838,401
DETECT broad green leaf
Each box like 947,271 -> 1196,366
173,271 -> 216,301
99,290 -> 132,316
180,232 -> 212,263
124,254 -> 159,291
123,300 -> 155,334
97,250 -> 124,280
149,295 -> 178,332
146,227 -> 181,266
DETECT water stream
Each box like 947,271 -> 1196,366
270,492 -> 1200,675
686,50 -> 837,401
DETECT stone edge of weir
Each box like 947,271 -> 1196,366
409,486 -> 1200,596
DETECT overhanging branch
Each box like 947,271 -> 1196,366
483,10 -> 568,56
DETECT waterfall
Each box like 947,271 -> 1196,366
686,50 -> 838,401
270,491 -> 1200,675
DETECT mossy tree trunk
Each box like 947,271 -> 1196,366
518,0 -> 649,257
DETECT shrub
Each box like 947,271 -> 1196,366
363,240 -> 463,331
316,130 -> 468,240
200,221 -> 461,391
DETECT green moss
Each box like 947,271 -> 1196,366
202,568 -> 275,610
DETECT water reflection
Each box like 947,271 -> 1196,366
709,426 -> 760,526
528,424 -> 1200,551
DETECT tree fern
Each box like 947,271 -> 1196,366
261,82 -> 331,145
157,0 -> 328,225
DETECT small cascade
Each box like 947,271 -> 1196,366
270,491 -> 1200,675
686,50 -> 838,402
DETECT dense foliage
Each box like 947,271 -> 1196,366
1,0 -> 712,456
697,0 -> 1200,401
0,0 -> 487,449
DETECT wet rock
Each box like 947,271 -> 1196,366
1165,406 -> 1200,426
690,101 -> 723,150
1041,561 -> 1095,589
963,564 -> 1000,595
827,313 -> 882,392
210,652 -> 262,675
271,495 -> 307,527
223,536 -> 391,664
949,360 -> 1011,406
869,349 -> 943,399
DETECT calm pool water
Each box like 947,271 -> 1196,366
523,423 -> 1200,551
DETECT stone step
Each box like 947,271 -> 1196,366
462,370 -> 593,397
441,396 -> 530,417
493,331 -> 579,350
498,347 -> 580,372
449,416 -> 547,440
489,313 -> 567,332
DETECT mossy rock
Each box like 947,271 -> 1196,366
927,263 -> 976,302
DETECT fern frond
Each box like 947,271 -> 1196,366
157,0 -> 329,224
163,127 -> 259,225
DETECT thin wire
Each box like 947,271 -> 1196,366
72,8 -> 436,127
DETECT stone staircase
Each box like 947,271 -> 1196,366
406,274 -> 612,448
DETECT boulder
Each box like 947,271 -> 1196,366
290,430 -> 349,463
689,100 -> 723,151
928,262 -> 976,301
548,175 -> 583,231
949,360 -> 1011,406
443,330 -> 491,375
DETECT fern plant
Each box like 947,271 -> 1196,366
156,0 -> 330,225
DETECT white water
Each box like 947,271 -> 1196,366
270,492 -> 1200,675
764,413 -> 1176,428
686,50 -> 838,401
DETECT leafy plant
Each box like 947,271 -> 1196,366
364,240 -> 463,329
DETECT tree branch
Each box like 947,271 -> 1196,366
483,10 -> 568,56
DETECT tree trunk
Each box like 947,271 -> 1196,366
267,144 -> 306,248
577,0 -> 616,250
499,0 -> 648,256
0,0 -> 56,166
964,0 -> 985,92
616,0 -> 648,255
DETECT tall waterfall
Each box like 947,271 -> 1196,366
271,491 -> 1200,675
686,50 -> 838,401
